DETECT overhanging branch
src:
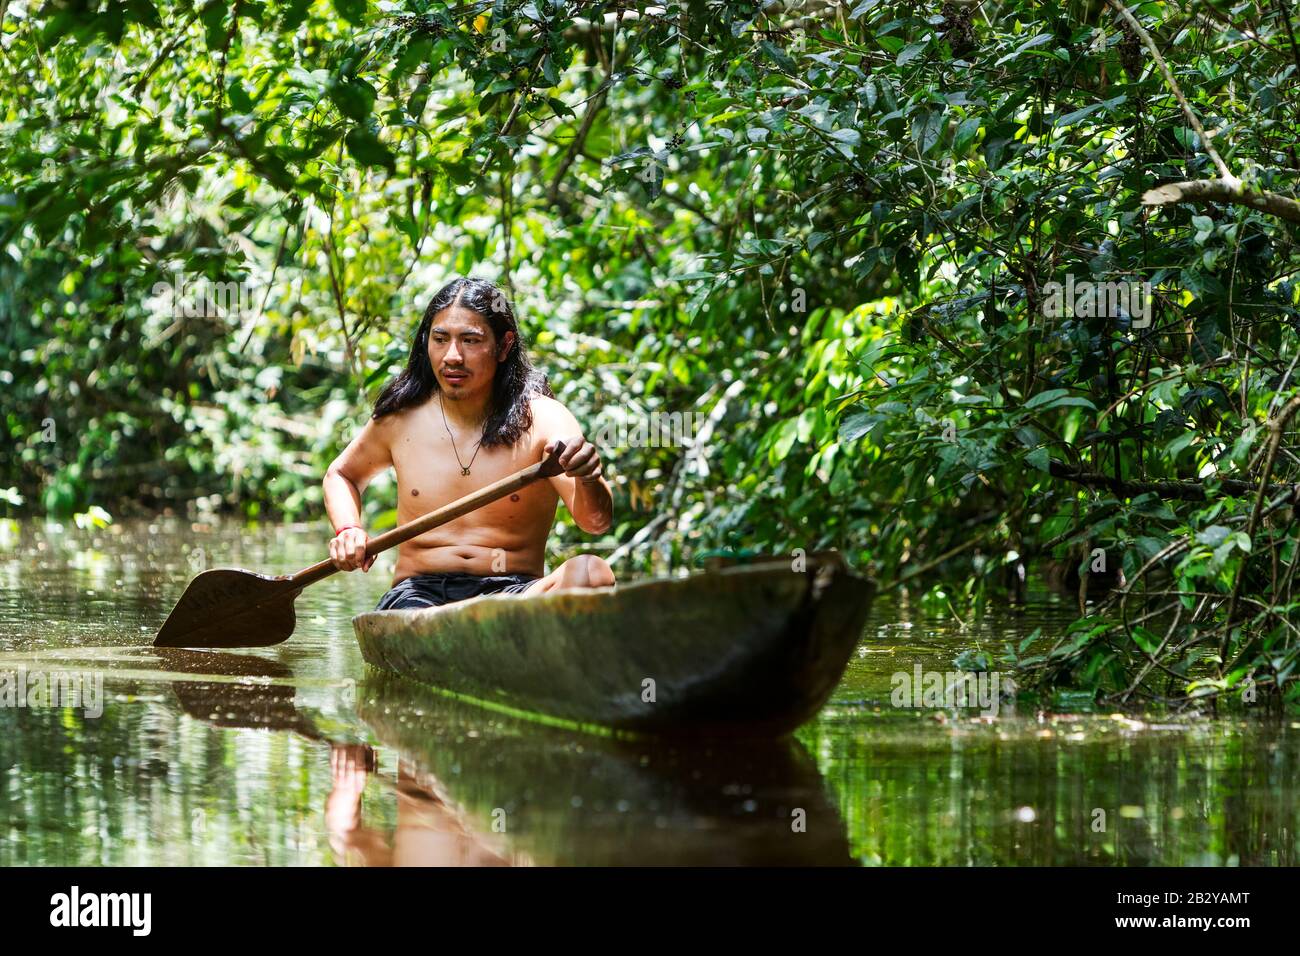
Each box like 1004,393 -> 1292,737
1047,460 -> 1297,501
1142,178 -> 1300,223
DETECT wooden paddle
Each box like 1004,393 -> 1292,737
153,442 -> 567,649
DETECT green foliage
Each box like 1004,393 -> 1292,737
2,0 -> 1300,705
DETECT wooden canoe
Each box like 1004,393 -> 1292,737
352,552 -> 875,738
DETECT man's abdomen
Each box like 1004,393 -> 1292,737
384,464 -> 559,584
391,541 -> 545,583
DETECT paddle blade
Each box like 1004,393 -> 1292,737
153,569 -> 302,649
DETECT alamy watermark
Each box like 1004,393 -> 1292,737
49,886 -> 150,936
890,664 -> 1013,717
0,667 -> 104,718
149,272 -> 254,319
590,410 -> 702,449
1042,274 -> 1152,328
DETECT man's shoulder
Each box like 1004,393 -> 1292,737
527,394 -> 583,443
366,397 -> 430,445
528,393 -> 574,422
374,393 -> 433,425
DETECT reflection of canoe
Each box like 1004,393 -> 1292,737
357,669 -> 856,866
353,553 -> 874,738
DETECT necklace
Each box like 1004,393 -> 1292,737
438,392 -> 485,476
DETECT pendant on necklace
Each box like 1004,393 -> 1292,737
461,467 -> 471,476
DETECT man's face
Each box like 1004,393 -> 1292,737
427,305 -> 515,401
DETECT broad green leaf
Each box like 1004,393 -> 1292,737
952,116 -> 980,153
911,108 -> 945,155
896,42 -> 927,66
333,0 -> 366,25
329,77 -> 377,122
344,127 -> 395,171
1024,389 -> 1096,411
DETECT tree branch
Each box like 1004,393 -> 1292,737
1106,0 -> 1233,181
1142,177 -> 1300,223
1047,460 -> 1295,501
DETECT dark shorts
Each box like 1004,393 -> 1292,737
375,571 -> 541,611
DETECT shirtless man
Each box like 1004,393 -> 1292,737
322,275 -> 615,609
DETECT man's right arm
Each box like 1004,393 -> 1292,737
324,416 -> 394,571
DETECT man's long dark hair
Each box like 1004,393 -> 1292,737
372,276 -> 551,447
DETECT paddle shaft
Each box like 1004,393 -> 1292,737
286,442 -> 567,590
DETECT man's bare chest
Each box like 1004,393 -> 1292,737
388,415 -> 552,514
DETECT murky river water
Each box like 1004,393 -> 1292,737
1,519 -> 1296,865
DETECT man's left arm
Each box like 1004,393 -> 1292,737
542,405 -> 613,535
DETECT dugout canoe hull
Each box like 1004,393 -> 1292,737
352,554 -> 875,738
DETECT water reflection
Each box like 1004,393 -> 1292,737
342,670 -> 855,866
0,518 -> 1298,866
806,712 -> 1300,865
164,649 -> 323,740
325,743 -> 517,867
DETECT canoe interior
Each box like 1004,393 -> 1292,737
353,556 -> 875,738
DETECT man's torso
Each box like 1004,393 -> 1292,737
384,395 -> 558,583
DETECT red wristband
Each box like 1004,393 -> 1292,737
334,524 -> 363,535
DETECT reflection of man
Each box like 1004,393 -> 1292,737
325,743 -> 521,867
322,276 -> 615,609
